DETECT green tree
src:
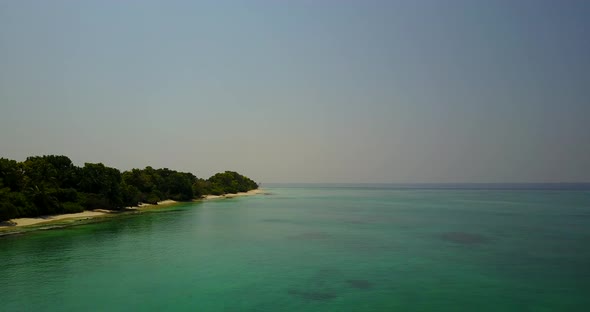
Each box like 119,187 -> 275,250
207,171 -> 258,195
0,181 -> 18,221
0,158 -> 25,191
0,154 -> 258,220
79,163 -> 124,209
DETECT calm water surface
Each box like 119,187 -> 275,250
1,186 -> 590,311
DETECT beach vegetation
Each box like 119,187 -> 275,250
0,155 -> 258,221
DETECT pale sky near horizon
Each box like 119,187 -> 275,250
1,0 -> 589,183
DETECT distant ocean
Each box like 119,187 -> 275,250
2,184 -> 589,311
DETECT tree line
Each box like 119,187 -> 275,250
0,155 -> 258,221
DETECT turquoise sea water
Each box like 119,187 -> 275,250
1,186 -> 590,311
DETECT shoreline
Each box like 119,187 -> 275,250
202,189 -> 264,200
0,189 -> 264,231
0,211 -> 110,228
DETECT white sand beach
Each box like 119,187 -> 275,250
137,199 -> 179,208
203,189 -> 264,200
0,210 -> 108,228
0,199 -> 179,229
1,190 -> 263,229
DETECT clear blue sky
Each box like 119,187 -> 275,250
1,0 -> 589,183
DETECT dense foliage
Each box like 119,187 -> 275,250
0,155 -> 258,221
206,171 -> 259,195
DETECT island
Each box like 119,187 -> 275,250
0,155 -> 259,224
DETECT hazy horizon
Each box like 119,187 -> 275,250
1,0 -> 589,183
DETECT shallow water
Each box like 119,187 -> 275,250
1,186 -> 590,311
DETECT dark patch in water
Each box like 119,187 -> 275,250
288,289 -> 337,301
311,268 -> 339,287
345,220 -> 369,224
439,232 -> 488,245
261,218 -> 307,225
492,211 -> 519,216
346,279 -> 373,290
287,268 -> 341,301
341,216 -> 401,225
287,232 -> 330,240
261,218 -> 287,223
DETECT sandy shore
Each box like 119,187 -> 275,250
0,199 -> 180,229
0,190 -> 263,230
203,189 -> 264,200
0,210 -> 108,228
137,199 -> 178,208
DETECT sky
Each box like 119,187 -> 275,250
1,0 -> 589,183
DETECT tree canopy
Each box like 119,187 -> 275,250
0,155 -> 258,221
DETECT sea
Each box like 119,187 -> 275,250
1,184 -> 589,311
